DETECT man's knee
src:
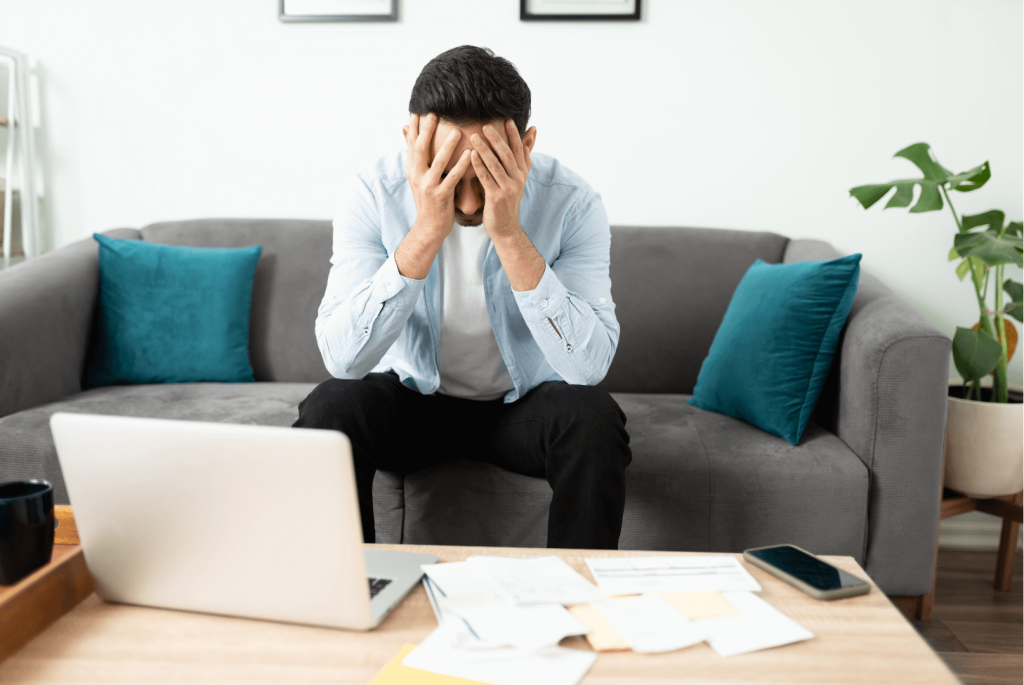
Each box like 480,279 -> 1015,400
543,384 -> 631,467
547,384 -> 626,429
294,374 -> 397,430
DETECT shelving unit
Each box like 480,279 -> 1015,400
0,46 -> 41,268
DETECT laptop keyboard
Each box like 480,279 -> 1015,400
368,577 -> 392,599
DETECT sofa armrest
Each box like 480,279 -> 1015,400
785,239 -> 951,595
0,230 -> 139,419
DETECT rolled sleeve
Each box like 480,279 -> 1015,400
510,189 -> 619,386
512,261 -> 568,319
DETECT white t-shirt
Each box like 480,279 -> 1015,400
437,223 -> 516,401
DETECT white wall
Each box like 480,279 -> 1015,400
2,0 -> 1022,382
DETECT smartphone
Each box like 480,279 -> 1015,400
743,544 -> 871,600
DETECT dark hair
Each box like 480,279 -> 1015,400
409,46 -> 531,135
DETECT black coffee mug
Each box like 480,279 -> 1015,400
0,480 -> 55,585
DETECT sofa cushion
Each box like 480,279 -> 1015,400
401,393 -> 869,560
688,254 -> 862,445
84,234 -> 262,388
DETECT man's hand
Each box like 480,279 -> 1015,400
396,113 -> 473,279
471,119 -> 545,292
403,112 -> 472,239
470,119 -> 533,241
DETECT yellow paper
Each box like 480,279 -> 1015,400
568,592 -> 738,653
567,604 -> 630,652
658,591 -> 740,620
368,644 -> 489,685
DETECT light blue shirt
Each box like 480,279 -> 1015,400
315,150 -> 620,403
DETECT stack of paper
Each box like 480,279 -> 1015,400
573,556 -> 814,657
585,555 -> 762,594
402,556 -> 603,685
402,624 -> 596,685
398,554 -> 815,684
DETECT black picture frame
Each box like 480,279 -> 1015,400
520,0 -> 640,21
279,0 -> 398,23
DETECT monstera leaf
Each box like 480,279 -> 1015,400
953,229 -> 1024,268
942,209 -> 1007,286
1005,221 -> 1023,237
952,326 -> 1003,382
850,143 -> 990,214
1006,280 -> 1023,323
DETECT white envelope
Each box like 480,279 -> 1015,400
402,622 -> 596,685
693,591 -> 814,657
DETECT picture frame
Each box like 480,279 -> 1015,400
279,0 -> 398,23
520,0 -> 640,22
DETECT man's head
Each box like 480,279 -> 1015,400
407,46 -> 537,226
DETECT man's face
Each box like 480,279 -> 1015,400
430,119 -> 512,227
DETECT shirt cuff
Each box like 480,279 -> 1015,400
371,253 -> 425,304
512,263 -> 569,321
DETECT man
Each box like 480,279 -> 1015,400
294,45 -> 632,549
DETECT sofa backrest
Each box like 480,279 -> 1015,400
141,219 -> 334,384
598,226 -> 789,394
137,220 -> 790,391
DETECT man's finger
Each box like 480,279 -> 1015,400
482,124 -> 519,179
408,113 -> 418,145
427,129 -> 462,183
413,113 -> 436,171
439,149 -> 473,194
470,150 -> 500,193
471,133 -> 510,189
506,120 -> 527,174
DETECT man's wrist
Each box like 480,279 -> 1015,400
491,224 -> 546,292
396,220 -> 446,280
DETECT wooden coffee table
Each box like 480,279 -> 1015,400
0,543 -> 959,684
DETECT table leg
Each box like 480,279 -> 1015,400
993,491 -> 1022,591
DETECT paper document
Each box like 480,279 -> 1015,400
369,643 -> 488,684
585,556 -> 762,594
566,604 -> 631,652
659,591 -> 741,620
568,591 -> 738,651
591,594 -> 706,654
441,593 -> 588,651
693,591 -> 814,657
423,578 -> 444,624
402,623 -> 596,685
466,555 -> 606,605
422,561 -> 503,599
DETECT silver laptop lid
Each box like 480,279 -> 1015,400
50,413 -> 375,630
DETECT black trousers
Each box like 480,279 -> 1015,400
292,372 -> 632,549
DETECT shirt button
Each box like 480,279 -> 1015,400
540,299 -> 548,308
599,298 -> 606,304
363,328 -> 370,335
566,345 -> 573,352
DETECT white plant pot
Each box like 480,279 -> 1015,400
944,381 -> 1024,498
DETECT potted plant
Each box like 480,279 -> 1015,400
850,143 -> 1023,497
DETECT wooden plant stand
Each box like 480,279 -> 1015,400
917,488 -> 1023,620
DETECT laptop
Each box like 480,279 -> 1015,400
50,412 -> 437,630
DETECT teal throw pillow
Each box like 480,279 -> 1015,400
83,234 -> 262,388
687,254 -> 862,445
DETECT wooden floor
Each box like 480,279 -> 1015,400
915,548 -> 1022,685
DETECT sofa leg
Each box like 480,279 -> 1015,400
888,595 -> 922,622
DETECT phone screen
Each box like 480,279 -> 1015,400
748,546 -> 867,591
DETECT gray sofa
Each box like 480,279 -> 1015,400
0,219 -> 951,597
